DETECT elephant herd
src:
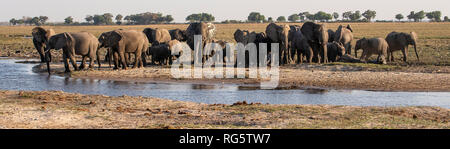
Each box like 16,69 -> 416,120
31,22 -> 420,74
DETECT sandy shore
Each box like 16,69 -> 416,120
0,90 -> 448,129
32,62 -> 450,92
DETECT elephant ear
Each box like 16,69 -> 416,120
234,29 -> 243,42
346,25 -> 353,32
143,28 -> 154,42
110,31 -> 123,46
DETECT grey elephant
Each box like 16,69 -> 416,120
45,32 -> 100,74
143,28 -> 172,45
291,30 -> 313,64
385,32 -> 419,62
334,25 -> 353,56
355,38 -> 388,64
169,29 -> 187,41
327,41 -> 346,62
301,22 -> 329,63
148,40 -> 184,65
32,27 -> 55,62
186,22 -> 216,64
98,29 -> 149,69
266,23 -> 290,64
234,29 -> 269,67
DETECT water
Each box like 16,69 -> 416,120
1,58 -> 449,108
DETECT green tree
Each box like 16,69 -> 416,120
288,14 -> 300,22
362,10 -> 377,22
103,13 -> 114,25
333,12 -> 339,20
426,11 -> 442,22
64,16 -> 73,24
415,11 -> 426,22
247,12 -> 265,23
277,16 -> 286,22
115,14 -> 123,25
298,12 -> 308,21
165,15 -> 174,23
39,16 -> 48,25
314,11 -> 332,22
395,14 -> 404,21
186,13 -> 215,22
444,16 -> 449,22
85,15 -> 94,24
349,11 -> 362,21
93,15 -> 106,25
342,11 -> 352,20
31,17 -> 41,26
9,18 -> 17,25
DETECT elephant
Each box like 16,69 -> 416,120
355,38 -> 388,64
32,27 -> 55,62
234,29 -> 269,67
290,30 -> 313,64
143,28 -> 172,45
186,22 -> 216,63
169,29 -> 187,41
327,41 -> 346,62
301,22 -> 329,63
334,25 -> 354,57
148,44 -> 171,65
327,29 -> 335,43
266,23 -> 290,65
147,40 -> 185,65
98,29 -> 149,69
45,32 -> 100,74
385,32 -> 419,62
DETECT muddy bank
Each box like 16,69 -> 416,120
32,62 -> 450,92
0,90 -> 448,129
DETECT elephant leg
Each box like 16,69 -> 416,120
119,52 -> 128,70
35,44 -> 45,62
133,52 -> 142,69
402,47 -> 408,62
346,43 -> 352,56
113,51 -> 120,70
69,55 -> 78,71
89,56 -> 94,69
79,56 -> 86,70
63,53 -> 71,73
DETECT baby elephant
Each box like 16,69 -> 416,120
148,44 -> 171,65
355,38 -> 388,64
327,41 -> 346,62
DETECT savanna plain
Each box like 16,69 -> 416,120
0,23 -> 449,128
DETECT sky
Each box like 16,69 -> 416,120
1,0 -> 449,23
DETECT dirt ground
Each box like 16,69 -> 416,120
0,90 -> 448,129
31,62 -> 450,92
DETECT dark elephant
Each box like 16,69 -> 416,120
98,29 -> 149,69
334,25 -> 354,57
266,23 -> 290,65
327,41 -> 346,62
291,30 -> 313,64
327,29 -> 335,43
45,32 -> 100,74
385,32 -> 419,62
32,27 -> 55,62
143,28 -> 172,45
300,22 -> 329,63
169,29 -> 187,41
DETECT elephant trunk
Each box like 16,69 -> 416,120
413,43 -> 419,61
108,48 -> 112,68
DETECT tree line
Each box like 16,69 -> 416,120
8,10 -> 450,26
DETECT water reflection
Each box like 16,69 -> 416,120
0,58 -> 449,108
